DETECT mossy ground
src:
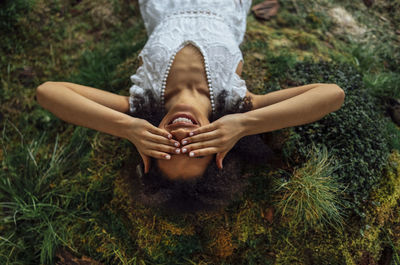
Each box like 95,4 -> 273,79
1,0 -> 400,264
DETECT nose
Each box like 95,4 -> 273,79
170,128 -> 191,141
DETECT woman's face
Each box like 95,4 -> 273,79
157,103 -> 213,180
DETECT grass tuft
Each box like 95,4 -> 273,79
0,121 -> 92,264
273,144 -> 346,232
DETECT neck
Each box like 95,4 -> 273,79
163,44 -> 212,117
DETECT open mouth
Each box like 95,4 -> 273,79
167,113 -> 198,126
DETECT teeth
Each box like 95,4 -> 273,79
172,117 -> 194,124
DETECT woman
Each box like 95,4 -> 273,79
36,0 -> 345,214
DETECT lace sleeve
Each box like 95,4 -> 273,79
129,65 -> 147,113
228,72 -> 247,110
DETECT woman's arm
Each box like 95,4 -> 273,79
180,83 -> 345,168
41,81 -> 131,113
240,83 -> 345,136
36,82 -> 180,172
249,83 -> 327,110
36,81 -> 132,139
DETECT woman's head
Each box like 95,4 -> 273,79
131,90 -> 252,180
124,134 -> 272,215
128,89 -> 268,214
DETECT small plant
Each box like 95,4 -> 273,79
363,71 -> 400,100
0,121 -> 92,264
273,144 -> 346,232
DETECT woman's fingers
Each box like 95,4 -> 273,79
145,149 -> 172,160
148,125 -> 172,140
187,147 -> 219,157
181,129 -> 220,145
147,132 -> 180,147
190,122 -> 218,136
216,152 -> 228,169
182,139 -> 221,153
147,141 -> 181,154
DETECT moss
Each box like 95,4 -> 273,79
334,150 -> 400,264
292,32 -> 318,50
369,151 -> 400,224
275,9 -> 304,28
306,12 -> 323,28
2,0 -> 400,264
245,17 -> 344,65
250,151 -> 400,265
205,228 -> 235,258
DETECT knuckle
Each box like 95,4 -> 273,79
216,131 -> 224,137
183,144 -> 192,151
216,141 -> 224,147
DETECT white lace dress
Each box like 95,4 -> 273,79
129,0 -> 253,113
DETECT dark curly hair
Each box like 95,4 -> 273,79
123,89 -> 273,215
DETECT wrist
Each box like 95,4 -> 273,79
238,111 -> 261,137
237,112 -> 250,138
120,115 -> 137,141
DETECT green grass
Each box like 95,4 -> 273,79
273,144 -> 346,232
66,23 -> 146,93
364,71 -> 400,100
0,122 -> 92,264
1,0 -> 400,264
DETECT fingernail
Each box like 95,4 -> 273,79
165,154 -> 171,159
174,142 -> 179,147
175,149 -> 180,154
182,148 -> 187,153
189,132 -> 194,136
189,152 -> 194,157
168,134 -> 172,139
182,140 -> 187,145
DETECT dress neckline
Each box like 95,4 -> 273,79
160,40 -> 216,114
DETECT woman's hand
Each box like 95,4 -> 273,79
126,117 -> 180,173
180,113 -> 246,169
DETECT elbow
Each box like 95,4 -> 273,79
327,84 -> 345,111
36,81 -> 55,106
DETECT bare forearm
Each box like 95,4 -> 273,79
57,81 -> 130,113
251,83 -> 324,109
36,82 -> 132,139
240,84 -> 345,136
